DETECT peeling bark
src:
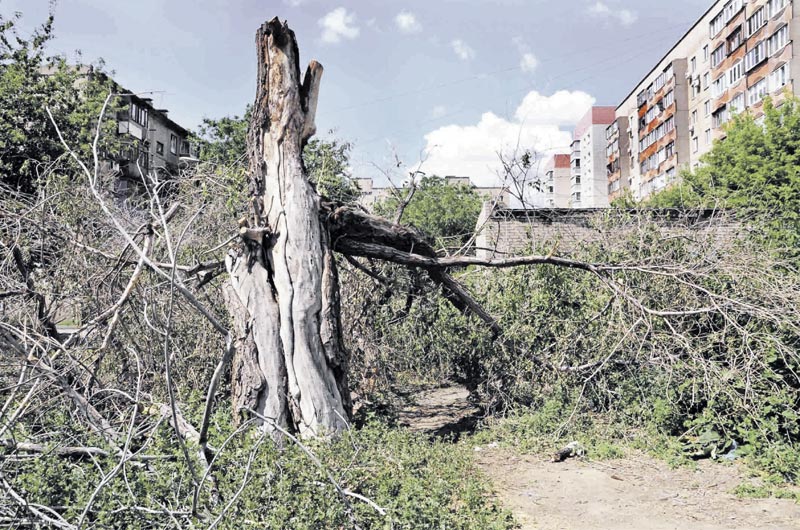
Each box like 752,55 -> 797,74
226,18 -> 348,437
226,18 -> 520,438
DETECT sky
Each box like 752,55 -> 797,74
1,0 -> 715,187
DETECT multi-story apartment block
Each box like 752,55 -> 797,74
114,93 -> 197,197
609,0 -> 799,201
543,154 -> 571,207
571,106 -> 616,207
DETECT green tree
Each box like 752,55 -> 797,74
375,175 -> 483,246
648,94 -> 800,245
194,107 -> 251,167
303,137 -> 360,203
195,111 -> 359,202
0,11 -> 120,193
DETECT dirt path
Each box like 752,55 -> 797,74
401,385 -> 800,530
475,447 -> 800,530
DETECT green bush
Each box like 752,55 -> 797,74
4,411 -> 516,529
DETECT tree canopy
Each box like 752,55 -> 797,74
195,111 -> 359,202
374,175 -> 483,247
0,11 -> 120,193
647,94 -> 800,246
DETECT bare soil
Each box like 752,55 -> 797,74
400,385 -> 800,530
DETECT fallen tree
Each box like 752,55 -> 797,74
2,15 -> 799,528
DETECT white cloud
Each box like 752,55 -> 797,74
520,52 -> 539,73
514,90 -> 595,125
395,11 -> 422,34
512,37 -> 538,74
318,7 -> 360,44
283,0 -> 304,6
419,90 -> 595,187
617,9 -> 637,26
588,1 -> 638,27
451,39 -> 475,61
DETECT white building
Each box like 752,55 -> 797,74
570,107 -> 617,207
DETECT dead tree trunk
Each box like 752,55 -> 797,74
226,18 -> 530,438
226,18 -> 349,437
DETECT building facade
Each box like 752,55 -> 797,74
114,93 -> 196,198
543,154 -> 572,207
609,0 -> 799,201
606,116 -> 630,202
571,106 -> 616,207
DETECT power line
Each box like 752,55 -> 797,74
353,32 -> 682,149
327,20 -> 695,115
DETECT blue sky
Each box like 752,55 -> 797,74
2,0 -> 714,185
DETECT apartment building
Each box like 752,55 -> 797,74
571,106 -> 616,207
609,0 -> 798,201
710,0 -> 796,139
543,154 -> 572,207
114,93 -> 197,197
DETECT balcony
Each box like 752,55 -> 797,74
118,120 -> 146,141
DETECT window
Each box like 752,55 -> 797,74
744,41 -> 766,71
705,129 -> 712,144
169,134 -> 178,155
691,110 -> 697,125
128,102 -> 148,127
710,13 -> 725,37
637,90 -> 648,108
180,140 -> 190,156
665,142 -> 675,159
730,92 -> 745,113
693,137 -> 699,153
747,7 -> 766,36
768,0 -> 788,17
645,105 -> 658,124
704,100 -> 711,116
711,44 -> 726,68
769,63 -> 790,92
727,26 -> 743,54
654,71 -> 667,92
606,121 -> 618,140
713,105 -> 730,128
703,45 -> 709,62
662,90 -> 674,109
156,141 -> 164,155
728,60 -> 744,86
691,57 -> 697,73
767,25 -> 788,56
712,75 -> 728,98
703,72 -> 710,90
724,0 -> 742,22
747,77 -> 768,105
